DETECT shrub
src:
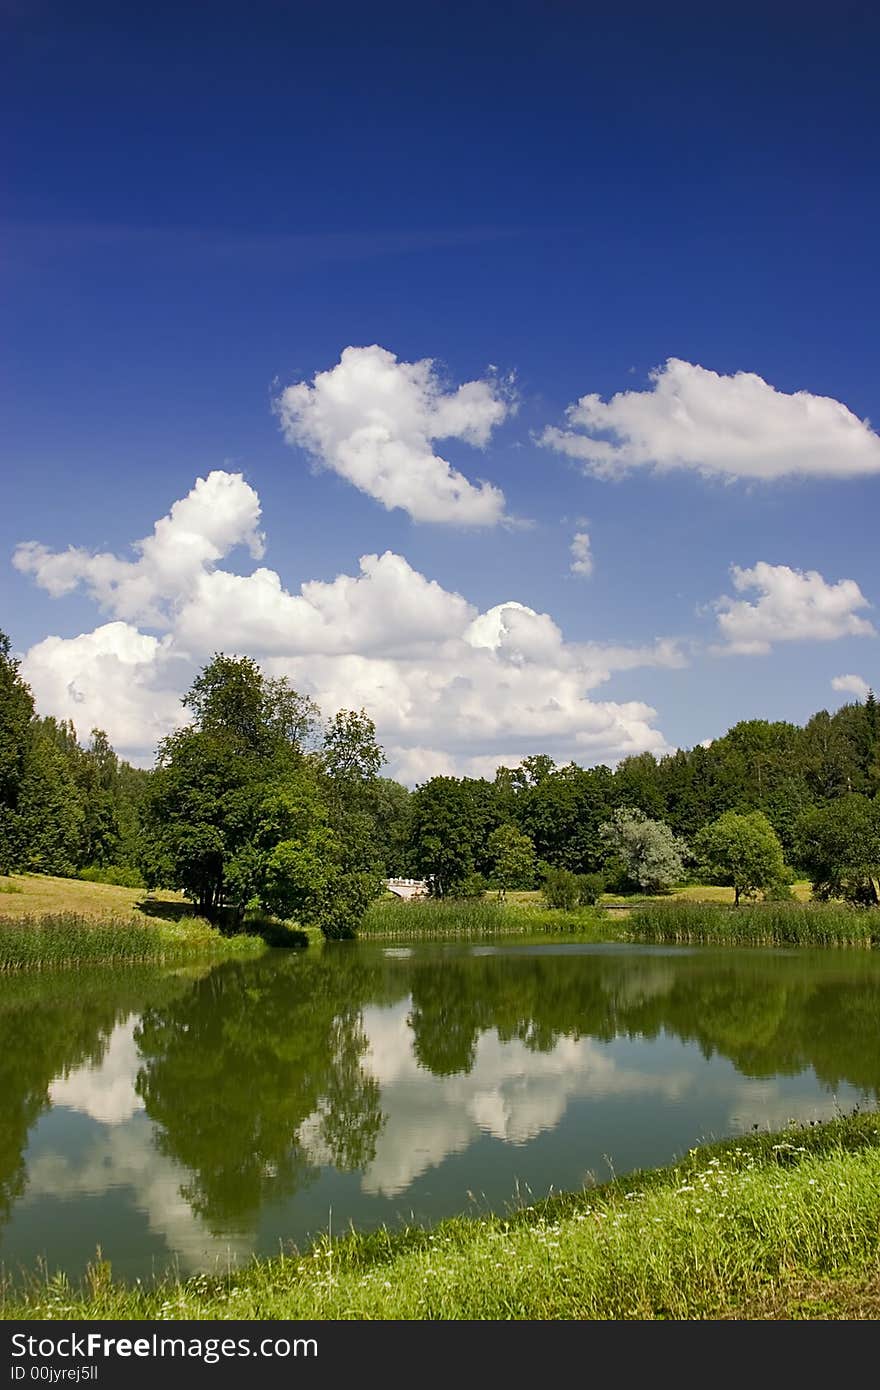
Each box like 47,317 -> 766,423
576,872 -> 606,906
455,873 -> 488,899
78,864 -> 145,889
764,880 -> 794,902
542,866 -> 581,911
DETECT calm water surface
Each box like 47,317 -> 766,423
2,942 -> 879,1282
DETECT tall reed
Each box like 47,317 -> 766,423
628,900 -> 877,948
360,897 -> 604,939
0,912 -> 264,972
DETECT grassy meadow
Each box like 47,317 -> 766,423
5,1112 -> 880,1320
0,872 -> 188,922
0,874 -> 268,971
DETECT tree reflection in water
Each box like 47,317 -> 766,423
2,945 -> 880,1244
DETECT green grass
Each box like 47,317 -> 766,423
5,1112 -> 880,1320
0,872 -> 188,923
0,874 -> 315,966
0,912 -> 265,972
360,897 -> 610,941
627,899 -> 879,948
77,864 -> 146,889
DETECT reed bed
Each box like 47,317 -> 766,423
0,912 -> 264,972
359,897 -> 606,940
627,900 -> 878,948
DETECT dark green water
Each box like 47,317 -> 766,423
2,942 -> 879,1284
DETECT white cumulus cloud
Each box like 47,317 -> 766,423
15,472 -> 684,774
21,622 -> 186,754
275,344 -> 512,524
570,529 -> 593,577
713,562 -> 876,655
541,359 -> 880,481
175,550 -> 475,656
14,471 -> 264,626
831,673 -> 871,700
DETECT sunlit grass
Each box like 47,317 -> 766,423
0,872 -> 186,922
5,1113 -> 880,1320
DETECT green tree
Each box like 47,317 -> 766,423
79,728 -> 122,867
795,795 -> 880,905
510,760 -> 614,872
316,707 -> 387,936
142,654 -> 382,936
613,752 -> 665,818
599,807 -> 686,893
364,777 -> 411,875
16,722 -> 85,876
321,708 -> 384,787
0,632 -> 35,875
487,823 -> 536,899
864,690 -> 880,796
695,810 -> 786,906
408,777 -> 483,896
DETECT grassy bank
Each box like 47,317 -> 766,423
0,875 -> 314,968
628,900 -> 879,948
360,897 -> 610,941
0,872 -> 188,923
0,912 -> 265,972
4,1112 -> 880,1320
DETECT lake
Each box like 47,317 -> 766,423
2,941 -> 878,1283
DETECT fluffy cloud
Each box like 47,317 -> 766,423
832,673 -> 871,700
275,344 -> 512,524
21,622 -> 186,754
175,550 -> 475,656
541,359 -> 880,481
713,562 -> 876,655
14,471 -> 264,626
569,529 -> 593,577
15,472 -> 683,773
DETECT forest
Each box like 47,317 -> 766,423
2,628 -> 880,931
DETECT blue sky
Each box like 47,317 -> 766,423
3,0 -> 878,778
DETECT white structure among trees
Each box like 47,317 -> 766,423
386,877 -> 428,900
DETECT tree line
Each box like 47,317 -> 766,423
2,628 -> 879,929
401,700 -> 880,906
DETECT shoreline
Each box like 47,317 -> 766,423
4,1111 -> 880,1321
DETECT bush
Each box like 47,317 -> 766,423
764,880 -> 794,902
577,872 -> 606,906
455,873 -> 488,899
78,864 -> 145,889
542,866 -> 581,911
316,869 -> 386,940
